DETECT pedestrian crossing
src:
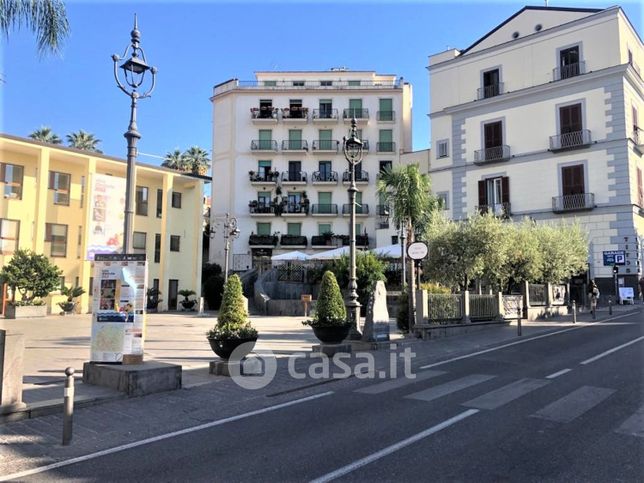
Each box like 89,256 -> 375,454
353,370 -> 643,438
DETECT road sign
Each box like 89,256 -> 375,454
603,250 -> 625,266
407,241 -> 428,260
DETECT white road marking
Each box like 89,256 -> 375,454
546,368 -> 572,379
580,336 -> 644,365
355,370 -> 446,395
463,378 -> 550,410
309,409 -> 479,483
615,405 -> 644,438
0,391 -> 334,482
406,374 -> 496,403
531,386 -> 615,423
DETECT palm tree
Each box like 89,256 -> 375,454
182,146 -> 210,175
1,0 -> 70,55
162,149 -> 184,170
29,126 -> 62,144
66,130 -> 102,153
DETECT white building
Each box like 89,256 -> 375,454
210,70 -> 413,270
428,5 -> 643,300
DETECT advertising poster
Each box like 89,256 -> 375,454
90,254 -> 147,363
86,174 -> 126,260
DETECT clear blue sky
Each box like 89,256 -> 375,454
2,0 -> 641,165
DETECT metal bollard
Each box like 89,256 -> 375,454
517,304 -> 522,336
62,367 -> 75,446
572,301 -> 577,324
608,298 -> 613,316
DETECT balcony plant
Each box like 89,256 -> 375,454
178,289 -> 197,311
302,271 -> 350,343
58,285 -> 85,314
146,288 -> 162,312
206,274 -> 258,359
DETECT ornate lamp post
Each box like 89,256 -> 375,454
343,119 -> 364,337
112,15 -> 157,254
222,214 -> 240,283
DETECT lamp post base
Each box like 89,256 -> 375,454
346,300 -> 362,340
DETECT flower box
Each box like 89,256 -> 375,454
5,304 -> 48,319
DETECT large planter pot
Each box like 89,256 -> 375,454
181,300 -> 196,311
58,302 -> 76,314
5,304 -> 47,319
207,337 -> 257,360
312,324 -> 351,344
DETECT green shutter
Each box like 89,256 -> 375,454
287,223 -> 301,236
349,99 -> 362,110
259,130 -> 272,141
258,160 -> 271,168
256,222 -> 271,235
318,223 -> 332,235
379,129 -> 393,142
319,129 -> 332,141
289,129 -> 302,141
318,192 -> 332,204
356,223 -> 362,234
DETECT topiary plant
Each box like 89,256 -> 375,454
0,249 -> 62,304
302,271 -> 347,328
207,274 -> 257,339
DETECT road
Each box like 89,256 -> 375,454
13,310 -> 644,482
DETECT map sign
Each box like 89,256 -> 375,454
86,174 -> 126,260
90,254 -> 147,363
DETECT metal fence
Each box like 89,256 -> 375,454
529,284 -> 547,306
276,263 -> 305,282
502,295 -> 523,319
469,294 -> 498,321
427,294 -> 463,324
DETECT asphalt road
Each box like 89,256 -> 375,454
21,310 -> 644,482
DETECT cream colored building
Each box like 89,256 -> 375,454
0,134 -> 206,313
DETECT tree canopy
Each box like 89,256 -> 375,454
66,129 -> 102,152
0,249 -> 62,302
29,126 -> 62,144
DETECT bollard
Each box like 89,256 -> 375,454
517,304 -> 522,336
62,367 -> 75,446
572,301 -> 577,324
608,298 -> 613,316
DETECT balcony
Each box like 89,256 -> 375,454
312,109 -> 339,122
377,111 -> 395,122
312,139 -> 340,153
249,234 -> 278,247
248,201 -> 276,216
282,202 -> 309,217
376,204 -> 390,216
281,107 -> 309,122
552,193 -> 595,213
342,203 -> 369,216
311,235 -> 336,247
477,82 -> 504,100
339,234 -> 370,247
281,171 -> 307,184
343,108 -> 369,123
476,202 -> 511,218
311,204 -> 338,216
376,142 -> 396,153
342,170 -> 369,184
280,234 -> 307,247
249,171 -> 278,185
474,145 -> 511,164
250,140 -> 278,152
553,61 -> 586,81
312,171 -> 339,184
549,129 -> 592,152
250,107 -> 278,123
281,139 -> 309,152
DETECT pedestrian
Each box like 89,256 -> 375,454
588,280 -> 600,319
638,277 -> 644,303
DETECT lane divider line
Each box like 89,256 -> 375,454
310,409 -> 479,483
545,368 -> 572,379
0,391 -> 334,482
580,336 -> 644,366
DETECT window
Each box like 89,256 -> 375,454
478,177 -> 509,215
318,129 -> 333,150
356,223 -> 362,235
348,80 -> 361,86
481,69 -> 501,98
379,160 -> 392,174
170,235 -> 180,252
558,103 -> 584,148
258,129 -> 272,149
258,160 -> 272,180
45,223 -> 68,257
391,235 -> 399,245
320,81 -> 333,87
378,98 -> 394,121
0,219 -> 20,255
89,277 -> 94,296
638,168 -> 643,208
256,222 -> 271,235
136,186 -> 149,216
319,99 -> 333,118
288,129 -> 303,149
133,231 -> 146,254
258,99 -> 273,118
171,191 -> 182,209
154,233 -> 161,263
561,165 -> 585,196
318,192 -> 332,213
263,80 -> 276,87
80,176 -> 86,208
318,223 -> 332,236
288,161 -> 302,181
77,226 -> 82,259
59,276 -> 66,291
348,98 -> 363,117
156,189 -> 163,218
292,81 -> 304,87
152,278 -> 160,293
287,223 -> 301,236
48,171 -> 71,205
628,49 -> 634,66
436,192 -> 449,210
257,191 -> 271,207
378,129 -> 394,152
75,276 -> 79,288
289,99 -> 304,118
319,161 -> 332,181
437,140 -> 449,158
1,163 -> 24,199
633,106 -> 639,136
558,45 -> 581,79
484,121 -> 503,149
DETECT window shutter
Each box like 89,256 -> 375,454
501,177 -> 510,204
0,163 -> 5,181
478,180 -> 487,207
45,223 -> 52,241
49,171 -> 56,189
638,168 -> 643,207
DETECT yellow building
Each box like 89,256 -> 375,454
0,134 -> 207,314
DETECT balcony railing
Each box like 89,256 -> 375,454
633,129 -> 642,146
476,202 -> 511,218
362,140 -> 370,152
342,203 -> 369,215
377,111 -> 395,121
214,78 -> 403,95
250,107 -> 277,120
311,204 -> 338,215
474,145 -> 511,164
312,109 -> 338,121
342,170 -> 369,183
281,140 -> 309,151
549,129 -> 592,151
553,61 -> 586,81
376,204 -> 390,216
281,107 -> 309,120
248,202 -> 275,215
251,140 -> 278,151
312,140 -> 340,152
281,171 -> 307,183
249,234 -> 278,246
343,108 -> 369,120
552,193 -> 595,213
376,142 -> 396,153
283,202 -> 309,215
477,82 -> 504,100
312,171 -> 339,183
280,235 -> 307,246
311,235 -> 334,246
249,172 -> 278,183
339,234 -> 369,247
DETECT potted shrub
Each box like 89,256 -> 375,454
302,271 -> 350,343
0,249 -> 62,318
178,289 -> 197,311
58,285 -> 85,314
206,274 -> 258,359
146,288 -> 162,312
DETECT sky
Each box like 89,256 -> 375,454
1,0 -> 642,166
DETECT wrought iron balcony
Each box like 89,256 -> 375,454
280,234 -> 307,246
362,140 -> 370,152
312,109 -> 339,121
249,171 -> 278,184
312,171 -> 339,183
342,170 -> 369,183
339,234 -> 369,247
342,203 -> 369,215
377,111 -> 395,122
251,140 -> 278,151
282,202 -> 309,215
549,129 -> 592,151
249,234 -> 278,246
281,107 -> 309,120
376,142 -> 396,153
248,201 -> 275,215
474,145 -> 511,164
311,204 -> 338,215
342,108 -> 369,120
553,61 -> 586,81
552,193 -> 595,213
311,235 -> 334,246
477,82 -> 504,100
281,171 -> 307,183
376,204 -> 390,216
281,139 -> 309,151
250,107 -> 277,120
476,202 -> 511,218
312,140 -> 340,152
633,129 -> 642,146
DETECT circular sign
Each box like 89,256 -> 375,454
407,241 -> 428,260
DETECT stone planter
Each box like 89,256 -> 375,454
312,324 -> 351,344
4,304 -> 47,319
207,337 -> 257,360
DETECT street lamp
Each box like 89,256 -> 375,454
343,119 -> 364,338
222,214 -> 240,283
112,15 -> 157,254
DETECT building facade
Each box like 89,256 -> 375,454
0,134 -> 206,313
209,70 -> 413,270
428,5 -> 643,300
